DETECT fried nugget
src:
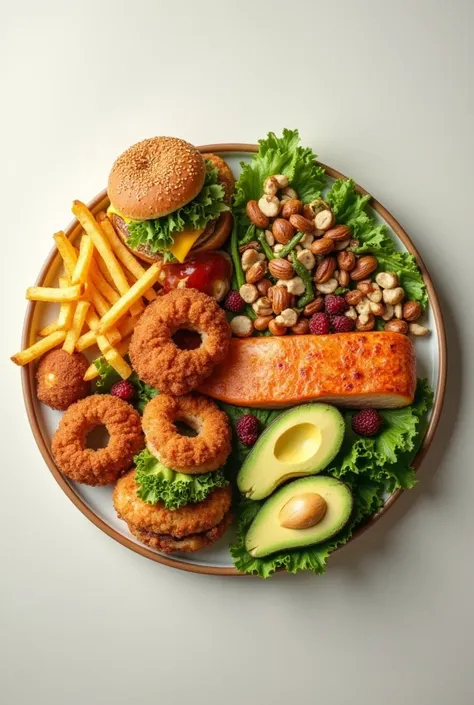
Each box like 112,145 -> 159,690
36,349 -> 90,410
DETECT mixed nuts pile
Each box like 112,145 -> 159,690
225,175 -> 429,338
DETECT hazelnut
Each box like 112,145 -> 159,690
303,297 -> 324,316
356,313 -> 375,331
256,278 -> 272,296
281,199 -> 303,219
258,195 -> 281,218
403,301 -> 422,322
385,319 -> 408,334
230,316 -> 253,338
315,278 -> 338,294
241,248 -> 265,272
281,186 -> 298,200
409,323 -> 429,336
275,308 -> 298,327
337,251 -> 356,272
239,283 -> 259,303
253,315 -> 274,331
356,279 -> 374,295
375,271 -> 399,289
268,319 -> 287,336
314,209 -> 335,231
345,289 -> 364,306
263,176 -> 279,196
297,249 -> 316,270
337,270 -> 350,288
382,287 -> 405,305
291,318 -> 310,335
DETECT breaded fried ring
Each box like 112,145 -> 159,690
143,393 -> 232,474
129,289 -> 231,395
113,470 -> 232,552
202,153 -> 235,204
36,349 -> 90,410
51,395 -> 144,486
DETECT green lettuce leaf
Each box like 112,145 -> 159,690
233,129 -> 326,218
93,358 -> 158,413
126,162 -> 229,260
230,380 -> 433,577
134,449 -> 228,510
326,178 -> 428,308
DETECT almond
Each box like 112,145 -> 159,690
303,297 -> 324,316
337,250 -> 356,272
325,224 -> 352,242
289,214 -> 315,234
385,319 -> 408,334
310,237 -> 334,256
268,258 -> 295,280
246,200 -> 269,228
272,218 -> 295,245
314,256 -> 337,284
246,260 -> 267,284
271,285 -> 292,315
344,289 -> 364,306
403,301 -> 422,322
281,199 -> 303,219
337,270 -> 350,287
350,256 -> 378,281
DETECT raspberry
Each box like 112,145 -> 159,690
224,290 -> 245,313
309,313 -> 330,335
110,380 -> 136,401
330,315 -> 355,333
324,295 -> 348,315
236,414 -> 260,446
352,408 -> 383,437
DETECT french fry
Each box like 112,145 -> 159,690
71,235 -> 94,285
39,277 -> 73,336
95,250 -> 117,289
76,313 -> 122,352
89,257 -> 120,305
63,300 -> 90,354
26,284 -> 84,302
83,337 -> 131,381
98,213 -> 157,302
38,321 -> 62,337
97,263 -> 161,334
53,231 -> 77,278
103,347 -> 132,379
86,280 -> 122,344
11,331 -> 66,366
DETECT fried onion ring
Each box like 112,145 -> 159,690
129,288 -> 231,395
142,393 -> 231,474
51,395 -> 144,486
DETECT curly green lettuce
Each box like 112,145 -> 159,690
93,358 -> 158,413
326,178 -> 428,307
228,380 -> 433,578
233,129 -> 326,218
126,162 -> 229,261
134,449 -> 228,510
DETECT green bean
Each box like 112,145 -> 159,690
240,223 -> 257,245
230,218 -> 245,289
291,252 -> 314,308
257,230 -> 275,260
277,232 -> 304,258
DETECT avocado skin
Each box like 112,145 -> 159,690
237,403 -> 345,501
245,475 -> 353,558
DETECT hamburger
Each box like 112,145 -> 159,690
107,137 -> 234,264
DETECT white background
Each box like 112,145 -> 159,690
1,2 -> 473,704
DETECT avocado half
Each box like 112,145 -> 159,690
237,404 -> 345,500
245,476 -> 353,558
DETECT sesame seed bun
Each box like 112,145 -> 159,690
108,137 -> 206,221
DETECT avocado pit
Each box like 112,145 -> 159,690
279,492 -> 327,529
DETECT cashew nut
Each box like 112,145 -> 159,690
273,174 -> 289,188
369,301 -> 385,316
409,323 -> 429,336
315,278 -> 338,294
230,316 -> 253,338
344,306 -> 358,320
278,277 -> 305,295
241,249 -> 265,272
300,233 -> 315,249
275,308 -> 298,327
252,296 -> 273,316
356,298 -> 371,315
297,249 -> 316,270
281,186 -> 298,200
367,288 -> 383,303
258,195 -> 281,218
273,244 -> 284,254
375,271 -> 399,289
239,283 -> 259,304
382,303 -> 394,321
382,287 -> 405,305
264,229 -> 275,246
394,303 -> 403,319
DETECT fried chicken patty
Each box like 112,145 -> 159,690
129,288 -> 231,395
36,349 -> 90,410
143,393 -> 231,474
113,470 -> 232,552
51,395 -> 144,485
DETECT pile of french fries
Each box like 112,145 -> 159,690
11,201 -> 163,381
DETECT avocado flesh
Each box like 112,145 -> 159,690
245,476 -> 352,558
237,404 -> 345,500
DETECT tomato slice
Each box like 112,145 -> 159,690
159,251 -> 232,301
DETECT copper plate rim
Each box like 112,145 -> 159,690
20,143 -> 447,577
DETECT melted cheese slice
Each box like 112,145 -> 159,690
106,204 -> 204,263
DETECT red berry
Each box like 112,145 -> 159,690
324,295 -> 348,315
236,414 -> 260,446
224,290 -> 245,313
309,313 -> 330,335
330,315 -> 355,333
352,408 -> 383,437
110,380 -> 136,401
